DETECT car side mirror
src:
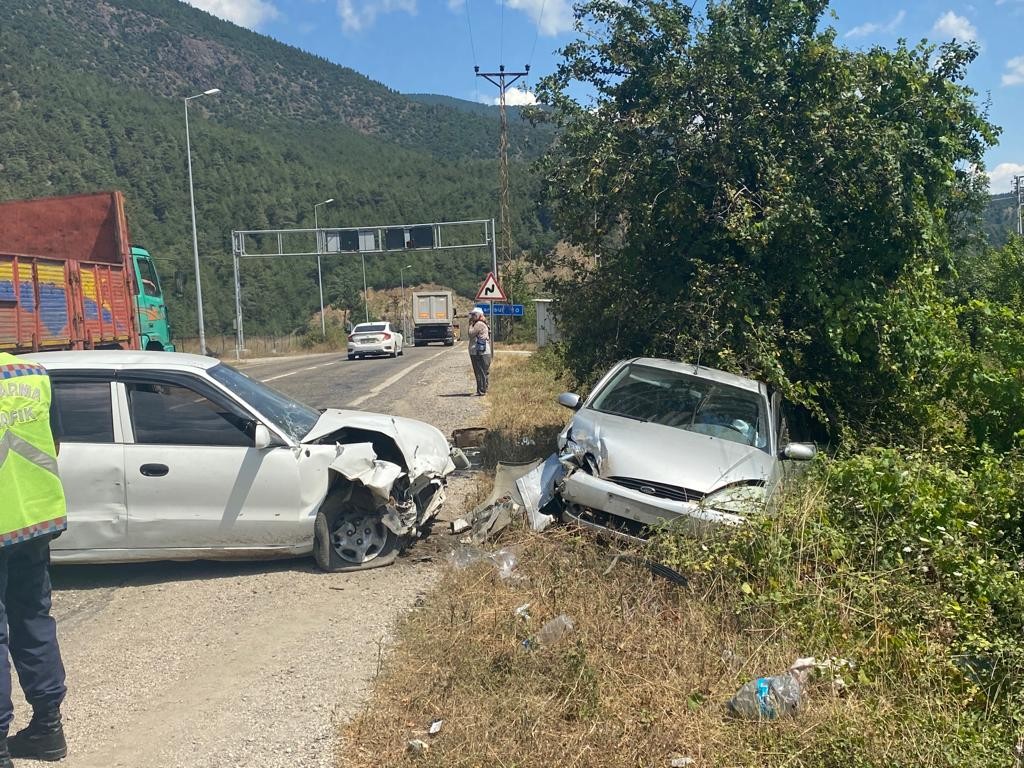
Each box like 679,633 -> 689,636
780,442 -> 816,461
558,392 -> 582,410
254,423 -> 273,450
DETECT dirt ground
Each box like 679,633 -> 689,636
12,347 -> 488,768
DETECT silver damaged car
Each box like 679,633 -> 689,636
555,358 -> 816,541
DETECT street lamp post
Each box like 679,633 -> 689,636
400,263 -> 412,338
313,198 -> 335,335
184,87 -> 220,356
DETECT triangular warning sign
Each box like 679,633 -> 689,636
475,272 -> 508,302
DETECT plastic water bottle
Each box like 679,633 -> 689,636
534,614 -> 575,646
727,659 -> 815,719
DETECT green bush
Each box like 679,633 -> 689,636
654,448 -> 1024,760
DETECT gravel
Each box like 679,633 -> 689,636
11,346 -> 488,767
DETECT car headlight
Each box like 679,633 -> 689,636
702,484 -> 766,515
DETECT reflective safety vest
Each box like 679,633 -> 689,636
0,353 -> 67,547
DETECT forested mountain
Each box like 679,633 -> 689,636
984,193 -> 1019,246
0,0 -> 555,338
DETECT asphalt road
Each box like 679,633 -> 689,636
233,343 -> 459,411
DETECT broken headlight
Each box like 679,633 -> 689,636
701,483 -> 766,516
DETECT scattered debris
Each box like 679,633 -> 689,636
726,657 -> 817,719
514,602 -> 532,621
534,613 -> 575,647
450,518 -> 471,534
428,719 -> 443,736
452,427 -> 488,448
464,498 -> 520,544
669,758 -> 695,767
447,546 -> 519,581
407,738 -> 430,755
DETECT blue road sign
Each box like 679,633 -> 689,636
480,304 -> 525,317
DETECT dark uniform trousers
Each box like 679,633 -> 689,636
0,535 -> 67,736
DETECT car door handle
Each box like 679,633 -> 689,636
140,463 -> 169,477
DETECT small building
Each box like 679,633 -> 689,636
534,299 -> 561,347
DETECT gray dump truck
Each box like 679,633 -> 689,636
412,291 -> 455,346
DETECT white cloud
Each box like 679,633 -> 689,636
507,0 -> 574,36
989,162 -> 1024,193
447,0 -> 463,9
185,0 -> 280,28
845,10 -> 906,38
1003,55 -> 1024,86
336,0 -> 416,33
931,10 -> 978,42
491,86 -> 537,106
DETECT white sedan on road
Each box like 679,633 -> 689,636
347,322 -> 403,359
33,350 -> 465,571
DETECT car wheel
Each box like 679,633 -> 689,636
314,509 -> 401,572
347,353 -> 356,360
390,349 -> 398,358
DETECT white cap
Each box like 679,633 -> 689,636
470,307 -> 485,317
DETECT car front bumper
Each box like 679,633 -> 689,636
559,472 -> 744,540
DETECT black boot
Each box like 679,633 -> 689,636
0,734 -> 14,768
8,709 -> 66,761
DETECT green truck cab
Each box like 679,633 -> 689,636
131,246 -> 175,351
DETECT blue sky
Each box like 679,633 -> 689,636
186,0 -> 1023,191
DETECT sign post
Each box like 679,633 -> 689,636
476,272 -> 508,360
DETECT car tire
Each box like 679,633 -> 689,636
314,508 -> 402,573
347,353 -> 356,360
444,340 -> 454,347
390,349 -> 398,358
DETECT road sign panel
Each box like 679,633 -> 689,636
480,304 -> 524,316
475,272 -> 508,302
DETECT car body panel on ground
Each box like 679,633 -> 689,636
26,350 -> 458,569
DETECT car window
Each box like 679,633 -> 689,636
590,363 -> 769,450
353,324 -> 386,333
126,381 -> 253,447
50,380 -> 114,443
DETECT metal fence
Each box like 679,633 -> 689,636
175,333 -> 309,359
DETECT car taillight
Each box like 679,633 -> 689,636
347,334 -> 355,341
382,332 -> 392,340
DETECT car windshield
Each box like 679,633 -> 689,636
589,363 -> 769,450
208,363 -> 321,442
353,324 -> 386,333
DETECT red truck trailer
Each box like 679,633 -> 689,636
0,191 -> 141,352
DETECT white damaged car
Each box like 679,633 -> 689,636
32,351 -> 467,571
556,358 -> 816,541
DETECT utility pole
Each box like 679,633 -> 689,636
184,87 -> 220,355
313,198 -> 335,335
475,65 -> 529,269
1014,175 -> 1024,237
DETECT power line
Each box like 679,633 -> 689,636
528,0 -> 547,68
463,0 -> 478,66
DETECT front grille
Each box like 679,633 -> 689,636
606,477 -> 704,503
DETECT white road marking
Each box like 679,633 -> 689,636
261,359 -> 345,382
346,347 -> 454,408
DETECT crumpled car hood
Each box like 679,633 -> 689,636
302,409 -> 456,478
564,409 -> 776,494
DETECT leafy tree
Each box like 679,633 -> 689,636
535,0 -> 997,442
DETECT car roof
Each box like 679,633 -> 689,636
19,350 -> 220,372
628,357 -> 767,395
354,322 -> 387,328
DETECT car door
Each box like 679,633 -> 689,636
117,371 -> 306,550
48,373 -> 128,552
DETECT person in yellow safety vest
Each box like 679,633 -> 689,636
0,352 -> 69,766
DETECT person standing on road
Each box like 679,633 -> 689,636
467,307 -> 491,396
0,353 -> 69,766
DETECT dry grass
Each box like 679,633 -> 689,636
478,355 -> 571,466
337,529 -> 868,768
